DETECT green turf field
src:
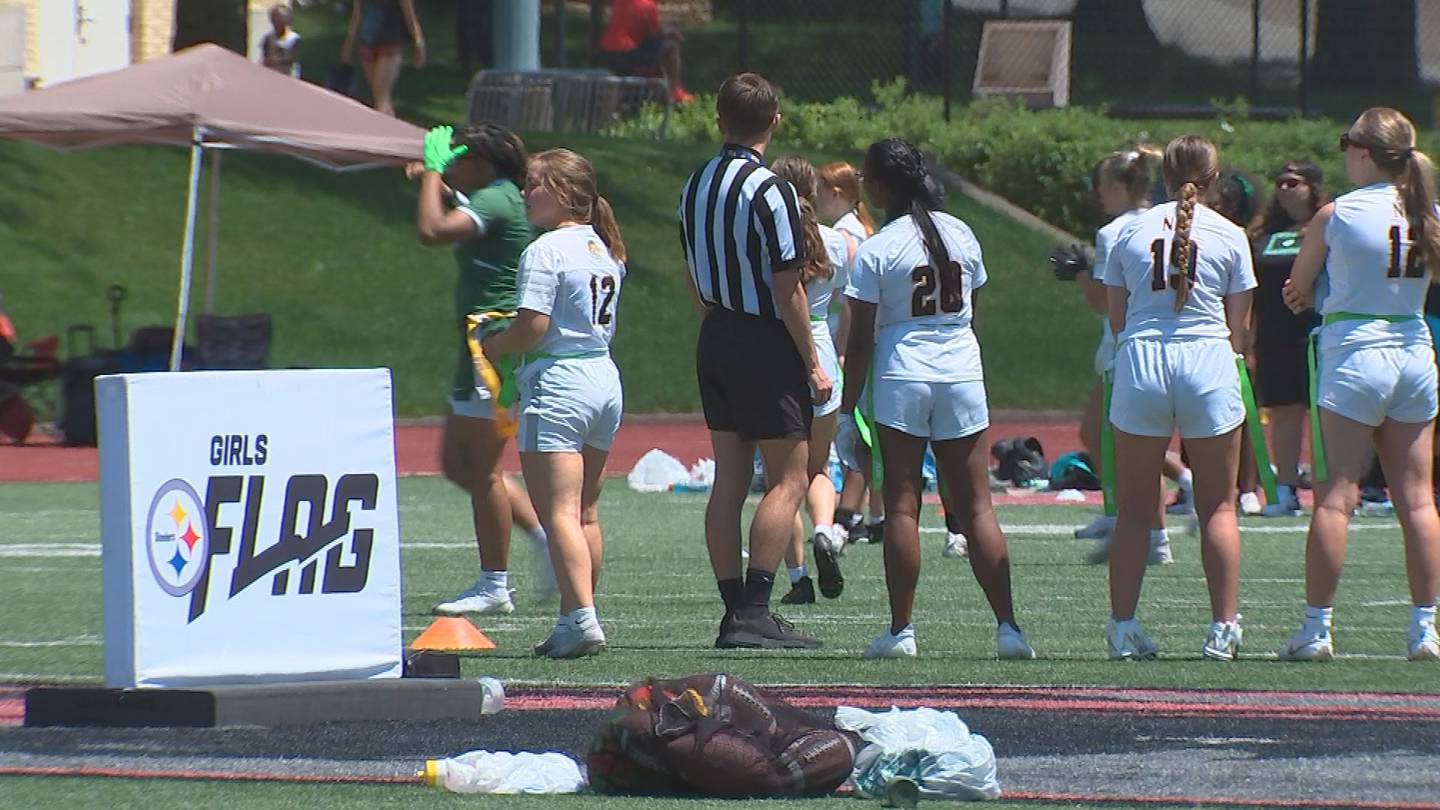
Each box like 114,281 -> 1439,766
0,479 -> 1431,693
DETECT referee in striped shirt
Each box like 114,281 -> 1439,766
679,72 -> 833,649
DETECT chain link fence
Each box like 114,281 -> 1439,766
526,0 -> 1437,125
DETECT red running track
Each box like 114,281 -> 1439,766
0,417 -> 1085,485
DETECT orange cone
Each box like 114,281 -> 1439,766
410,616 -> 496,651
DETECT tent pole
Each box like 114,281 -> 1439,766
203,150 -> 222,314
170,130 -> 204,372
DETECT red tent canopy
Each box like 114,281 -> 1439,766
0,43 -> 423,167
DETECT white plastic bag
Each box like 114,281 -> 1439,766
687,458 -> 716,488
834,706 -> 1001,801
627,448 -> 689,492
423,750 -> 587,794
1054,488 -> 1087,503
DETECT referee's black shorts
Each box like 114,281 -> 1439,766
697,308 -> 812,441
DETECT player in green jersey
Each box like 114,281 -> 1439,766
407,123 -> 551,614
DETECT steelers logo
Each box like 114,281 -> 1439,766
144,479 -> 210,597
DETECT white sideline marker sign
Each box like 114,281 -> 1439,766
98,369 -> 402,688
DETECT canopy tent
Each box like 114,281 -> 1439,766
0,44 -> 425,369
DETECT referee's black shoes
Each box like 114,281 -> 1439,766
715,608 -> 822,649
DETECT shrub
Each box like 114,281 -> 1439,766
612,83 -> 1440,236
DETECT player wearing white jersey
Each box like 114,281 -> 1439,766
842,138 -> 1034,661
1065,145 -> 1191,547
818,161 -> 886,545
482,149 -> 627,659
1102,135 -> 1256,662
1278,108 -> 1440,662
765,156 -> 856,605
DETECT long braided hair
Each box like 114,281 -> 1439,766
863,139 -> 951,282
770,155 -> 832,284
1161,135 -> 1220,311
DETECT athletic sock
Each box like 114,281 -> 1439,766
481,570 -> 509,595
528,526 -> 549,550
567,605 -> 598,630
835,508 -> 858,529
718,578 -> 744,614
1413,604 -> 1437,631
1177,469 -> 1194,497
1303,604 -> 1334,635
1149,528 -> 1169,545
742,567 -> 776,611
787,565 -> 808,584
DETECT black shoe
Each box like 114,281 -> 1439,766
715,608 -> 822,649
780,575 -> 816,605
867,518 -> 885,546
812,533 -> 844,599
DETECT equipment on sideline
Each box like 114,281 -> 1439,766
588,673 -> 857,797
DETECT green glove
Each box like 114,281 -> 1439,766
423,125 -> 468,174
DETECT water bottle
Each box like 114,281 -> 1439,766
478,676 -> 505,716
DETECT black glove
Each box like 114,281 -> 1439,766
1049,243 -> 1091,281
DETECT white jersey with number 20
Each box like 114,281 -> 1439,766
844,211 -> 987,382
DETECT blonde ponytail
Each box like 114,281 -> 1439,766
1170,182 -> 1198,311
593,195 -> 627,264
1399,149 -> 1440,273
1349,107 -> 1440,274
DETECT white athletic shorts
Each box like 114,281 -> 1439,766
516,356 -> 623,453
873,378 -> 989,441
1110,338 -> 1244,439
813,323 -> 842,417
1317,342 -> 1439,426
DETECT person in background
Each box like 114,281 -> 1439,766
598,0 -> 693,105
1214,171 -> 1266,516
1278,107 -> 1440,662
260,4 -> 302,78
769,155 -> 856,605
1248,161 -> 1326,517
817,161 -> 884,546
341,0 -> 425,116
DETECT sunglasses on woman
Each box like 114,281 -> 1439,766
1338,133 -> 1370,152
1275,177 -> 1304,190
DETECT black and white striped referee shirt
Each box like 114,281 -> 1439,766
678,144 -> 805,319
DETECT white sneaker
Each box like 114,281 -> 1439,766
1085,536 -> 1111,565
1358,499 -> 1395,518
1261,485 -> 1303,517
1278,623 -> 1334,661
1073,514 -> 1115,540
863,625 -> 917,659
1149,530 -> 1173,565
1166,485 -> 1195,516
1238,491 -> 1263,516
943,532 -> 969,559
1408,621 -> 1440,661
1086,530 -> 1171,566
1106,618 -> 1159,660
1202,618 -> 1243,661
996,623 -> 1036,659
535,619 -> 606,659
434,582 -> 515,616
